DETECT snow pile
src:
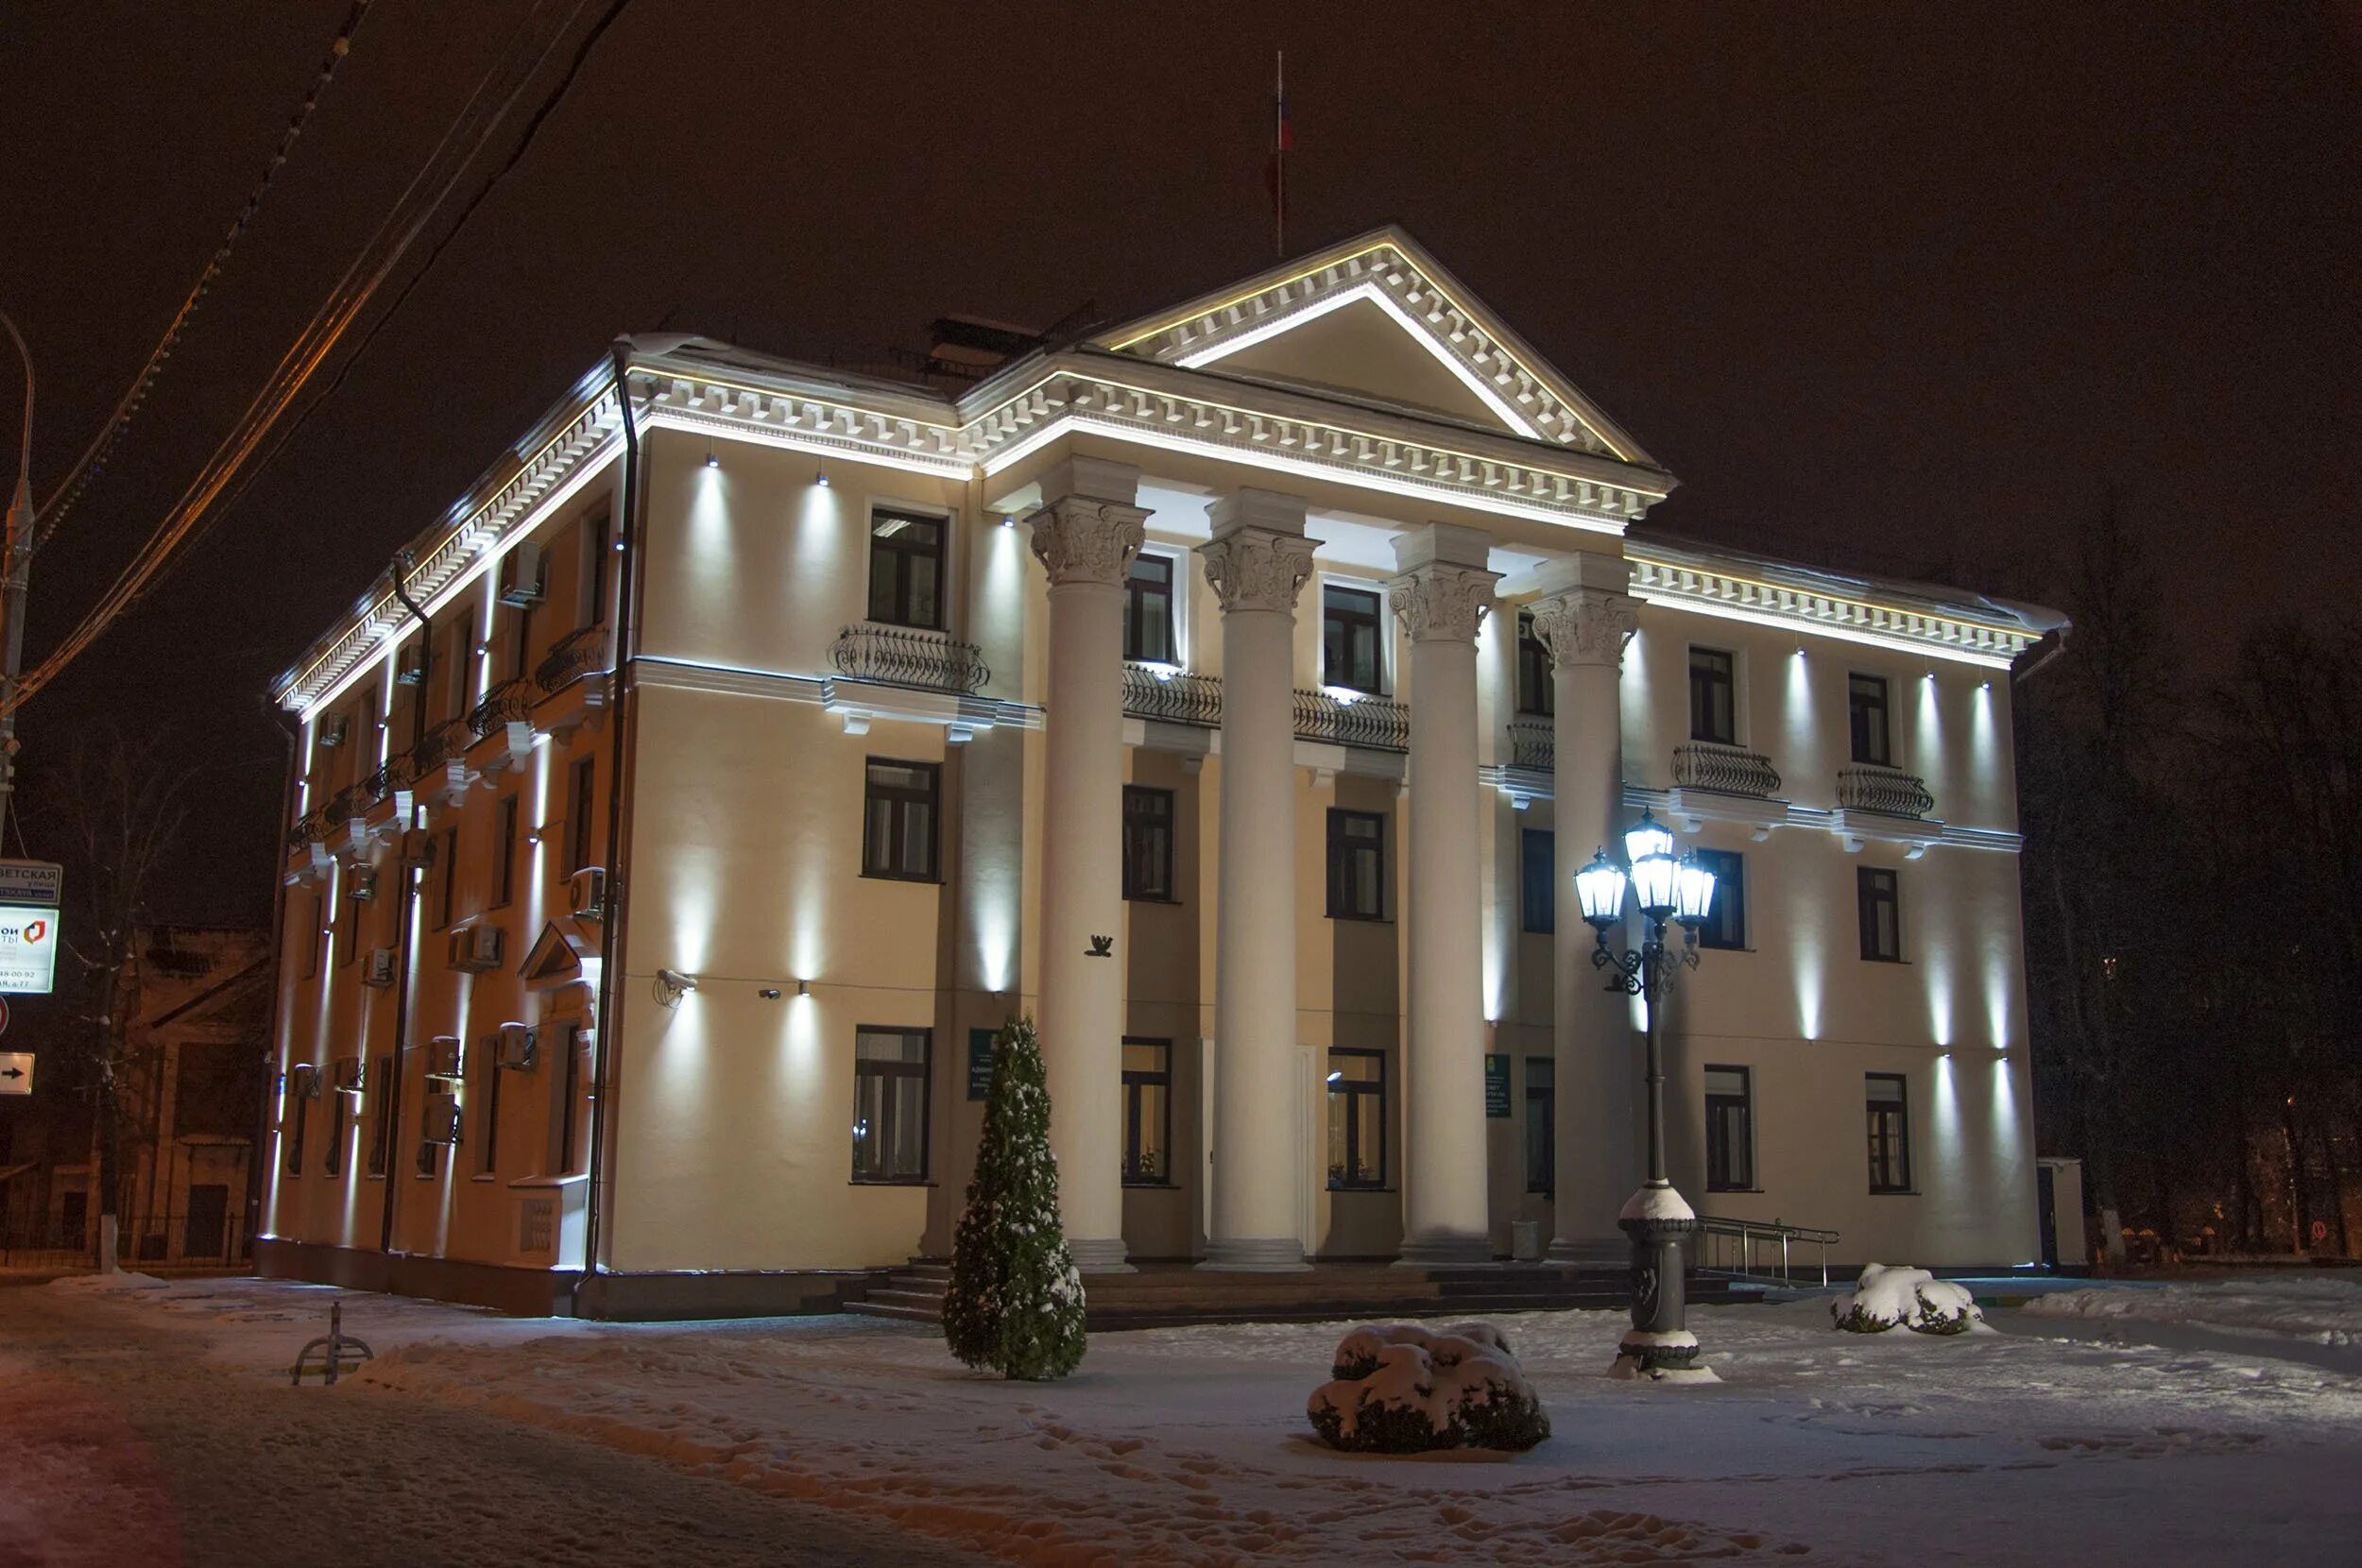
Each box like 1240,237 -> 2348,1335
44,1270 -> 169,1293
2021,1275 -> 2362,1348
1308,1321 -> 1549,1453
1832,1263 -> 1988,1336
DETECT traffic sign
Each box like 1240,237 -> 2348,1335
0,861 -> 60,907
0,1051 -> 31,1096
0,996 -> 10,1036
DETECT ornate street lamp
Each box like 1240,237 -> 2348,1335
1579,807 -> 1720,1382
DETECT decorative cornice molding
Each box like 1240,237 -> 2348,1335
1623,550 -> 2039,670
1389,562 -> 1499,644
1530,587 -> 1638,668
1026,497 -> 1147,589
1200,527 -> 1315,615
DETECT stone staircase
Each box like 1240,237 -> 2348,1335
844,1258 -> 1759,1331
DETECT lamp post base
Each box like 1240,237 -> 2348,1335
1613,1183 -> 1710,1382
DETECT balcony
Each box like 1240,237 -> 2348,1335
830,623 -> 988,695
536,623 -> 610,693
1293,688 -> 1410,752
1121,663 -> 1223,727
362,754 -> 419,805
1671,741 -> 1783,799
468,676 -> 539,741
1836,762 -> 1935,820
324,783 -> 375,824
408,717 -> 471,775
285,810 -> 332,856
1505,717 -> 1553,771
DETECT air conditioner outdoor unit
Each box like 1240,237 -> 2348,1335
333,1056 -> 366,1095
395,650 -> 427,686
497,542 -> 546,607
566,866 -> 607,920
448,924 -> 505,973
420,1090 -> 463,1145
425,1036 -> 464,1081
492,1022 -> 538,1071
362,947 -> 398,987
287,1065 -> 320,1099
349,865 -> 379,903
318,717 -> 350,749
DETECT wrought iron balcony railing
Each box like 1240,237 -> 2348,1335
1506,717 -> 1553,770
1837,762 -> 1935,819
1121,662 -> 1223,727
467,676 -> 539,741
1293,688 -> 1411,752
407,717 -> 471,775
830,623 -> 988,694
285,811 -> 333,854
535,623 -> 610,693
1672,741 -> 1783,799
362,754 -> 419,804
325,784 -> 374,823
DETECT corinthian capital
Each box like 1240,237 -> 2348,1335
1027,497 -> 1147,588
1200,529 -> 1314,614
1529,587 -> 1638,669
1389,563 -> 1499,644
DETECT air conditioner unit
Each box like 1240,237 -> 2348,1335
425,1036 -> 463,1081
333,1056 -> 366,1095
362,947 -> 398,987
497,542 -> 546,607
395,649 -> 428,686
318,717 -> 350,749
349,865 -> 379,903
448,924 -> 505,973
287,1064 -> 321,1099
420,1090 -> 463,1145
566,866 -> 607,920
492,1022 -> 538,1071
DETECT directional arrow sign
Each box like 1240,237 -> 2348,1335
0,1052 -> 32,1096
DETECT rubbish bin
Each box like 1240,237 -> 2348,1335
1510,1219 -> 1542,1261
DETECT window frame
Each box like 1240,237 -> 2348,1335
1519,827 -> 1555,934
365,1056 -> 392,1179
565,757 -> 596,877
324,1083 -> 349,1178
861,758 -> 942,882
1704,1064 -> 1755,1192
1857,866 -> 1903,963
1848,672 -> 1892,765
477,1048 -> 504,1177
1689,646 -> 1737,745
1121,785 -> 1177,903
281,1070 -> 310,1176
1515,610 -> 1553,717
1866,1073 -> 1913,1194
1691,847 -> 1748,951
850,1027 -> 933,1185
1326,1047 -> 1388,1190
493,793 -> 521,909
1121,1037 -> 1173,1186
1121,551 -> 1180,665
434,827 -> 459,931
583,506 -> 612,627
1321,583 -> 1388,696
1326,808 -> 1388,922
864,506 -> 949,631
1523,1056 -> 1555,1197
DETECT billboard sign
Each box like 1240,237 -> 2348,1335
0,907 -> 59,995
0,861 -> 61,907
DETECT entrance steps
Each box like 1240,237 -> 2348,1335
844,1258 -> 1759,1331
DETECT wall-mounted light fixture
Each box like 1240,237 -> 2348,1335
653,968 -> 698,1008
814,454 -> 831,488
759,987 -> 781,1000
797,978 -> 810,997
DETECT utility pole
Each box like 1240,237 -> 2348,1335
0,310 -> 34,846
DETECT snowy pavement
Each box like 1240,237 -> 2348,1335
7,1270 -> 2362,1565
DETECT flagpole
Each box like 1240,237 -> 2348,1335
1274,49 -> 1286,258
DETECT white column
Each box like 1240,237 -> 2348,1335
1530,554 -> 1641,1262
1025,456 -> 1145,1273
1388,523 -> 1500,1267
1197,488 -> 1316,1271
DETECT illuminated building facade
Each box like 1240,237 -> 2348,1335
258,229 -> 2063,1314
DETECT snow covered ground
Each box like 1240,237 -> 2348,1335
2021,1271 -> 2362,1348
8,1270 -> 2362,1565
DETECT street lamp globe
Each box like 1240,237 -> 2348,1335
1673,851 -> 1718,929
1623,808 -> 1675,867
1575,847 -> 1628,929
1626,809 -> 1678,917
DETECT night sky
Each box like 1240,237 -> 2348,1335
4,2 -> 2357,927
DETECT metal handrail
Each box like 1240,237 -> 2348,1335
1293,687 -> 1410,751
1505,717 -> 1553,770
324,784 -> 374,823
1693,1215 -> 1840,1287
1672,741 -> 1782,798
285,810 -> 333,854
830,622 -> 989,694
1121,662 -> 1223,727
467,676 -> 539,741
1837,762 -> 1934,819
408,716 -> 470,774
362,754 -> 419,802
536,623 -> 610,693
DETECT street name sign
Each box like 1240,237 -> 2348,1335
0,861 -> 61,907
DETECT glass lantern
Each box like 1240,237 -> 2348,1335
1673,851 -> 1719,929
1574,847 -> 1628,929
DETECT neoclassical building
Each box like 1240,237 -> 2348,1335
259,229 -> 2062,1314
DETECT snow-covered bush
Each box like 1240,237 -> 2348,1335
943,1016 -> 1087,1381
1308,1321 -> 1549,1453
1831,1263 -> 1988,1336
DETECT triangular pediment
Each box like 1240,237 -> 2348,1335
1089,226 -> 1653,465
519,921 -> 595,990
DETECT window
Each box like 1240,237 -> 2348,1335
281,1070 -> 310,1175
324,1086 -> 349,1178
862,759 -> 940,881
506,589 -> 537,684
1848,673 -> 1891,765
435,827 -> 459,931
1689,647 -> 1737,744
1122,1038 -> 1172,1185
1867,1073 -> 1912,1193
583,507 -> 612,626
1326,809 -> 1387,921
552,1024 -> 584,1174
852,1028 -> 931,1183
1122,553 -> 1178,664
477,1052 -> 503,1176
1705,1065 -> 1754,1191
1519,828 -> 1555,933
365,1057 -> 391,1178
300,892 -> 321,980
1121,786 -> 1175,901
1515,611 -> 1552,715
1326,1048 -> 1385,1188
1691,848 -> 1747,950
493,794 -> 521,908
335,882 -> 356,968
1857,866 -> 1902,962
1322,584 -> 1385,694
866,508 -> 945,630
440,618 -> 471,724
1524,1058 -> 1554,1195
565,757 -> 596,876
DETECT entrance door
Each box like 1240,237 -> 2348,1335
184,1184 -> 229,1260
2036,1165 -> 2059,1269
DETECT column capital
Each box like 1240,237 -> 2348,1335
1027,497 -> 1147,588
1202,489 -> 1313,615
1389,563 -> 1499,644
1530,586 -> 1638,668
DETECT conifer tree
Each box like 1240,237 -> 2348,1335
943,1016 -> 1087,1380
